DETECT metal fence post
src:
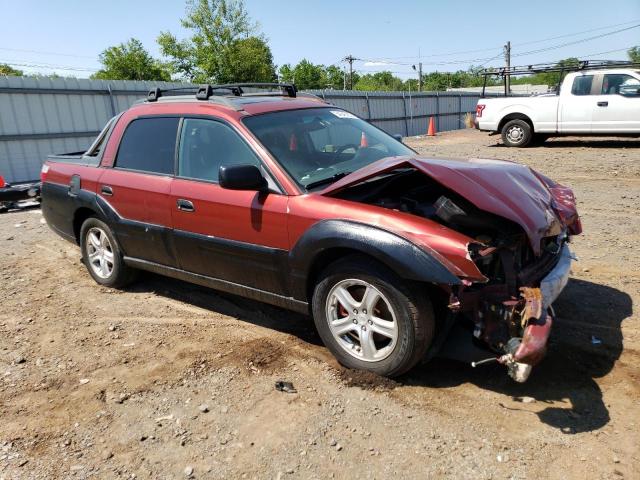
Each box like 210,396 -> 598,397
107,84 -> 117,117
365,92 -> 372,121
435,92 -> 440,132
402,92 -> 409,137
458,94 -> 463,129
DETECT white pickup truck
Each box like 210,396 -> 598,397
475,68 -> 640,147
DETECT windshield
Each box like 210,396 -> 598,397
243,108 -> 414,190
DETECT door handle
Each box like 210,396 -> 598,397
177,199 -> 195,212
597,101 -> 608,107
101,185 -> 113,196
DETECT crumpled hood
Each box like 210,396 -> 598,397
321,156 -> 578,256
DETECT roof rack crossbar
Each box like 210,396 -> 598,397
214,82 -> 298,98
479,60 -> 640,77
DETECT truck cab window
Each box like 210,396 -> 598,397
601,74 -> 640,95
115,117 -> 179,175
177,118 -> 260,182
571,75 -> 594,96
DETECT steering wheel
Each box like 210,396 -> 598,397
332,143 -> 359,162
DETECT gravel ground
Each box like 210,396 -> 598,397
0,129 -> 638,479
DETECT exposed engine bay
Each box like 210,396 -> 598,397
333,168 -> 571,382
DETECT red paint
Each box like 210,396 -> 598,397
515,313 -> 553,365
321,155 -> 579,255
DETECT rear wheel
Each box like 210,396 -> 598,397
501,119 -> 533,147
311,255 -> 435,377
80,217 -> 137,288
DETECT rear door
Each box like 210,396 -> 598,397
169,117 -> 290,294
591,73 -> 640,133
98,116 -> 179,266
558,74 -> 595,133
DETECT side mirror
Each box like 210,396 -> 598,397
392,133 -> 403,143
619,86 -> 640,97
219,164 -> 268,191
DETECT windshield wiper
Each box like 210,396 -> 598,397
305,171 -> 352,190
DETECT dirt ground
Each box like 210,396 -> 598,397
1,129 -> 638,479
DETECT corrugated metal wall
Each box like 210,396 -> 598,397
0,76 -> 487,183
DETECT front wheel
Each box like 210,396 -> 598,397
501,119 -> 533,147
80,217 -> 137,288
311,255 -> 435,377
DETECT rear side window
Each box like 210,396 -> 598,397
115,117 -> 179,174
178,118 -> 260,182
571,75 -> 593,96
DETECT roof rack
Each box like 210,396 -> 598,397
146,82 -> 298,103
478,60 -> 640,97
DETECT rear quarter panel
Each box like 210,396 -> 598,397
478,96 -> 559,132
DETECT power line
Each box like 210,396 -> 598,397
360,19 -> 640,61
511,24 -> 639,58
0,47 -> 96,59
0,60 -> 99,72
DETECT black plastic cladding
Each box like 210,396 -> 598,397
287,219 -> 462,301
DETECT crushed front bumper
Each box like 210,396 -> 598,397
499,245 -> 573,381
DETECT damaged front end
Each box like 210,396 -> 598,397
322,156 -> 581,382
458,240 -> 573,382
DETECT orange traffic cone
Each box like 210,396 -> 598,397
360,131 -> 368,148
427,117 -> 436,136
289,133 -> 297,151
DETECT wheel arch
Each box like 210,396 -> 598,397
288,220 -> 462,303
498,112 -> 535,133
73,207 -> 99,244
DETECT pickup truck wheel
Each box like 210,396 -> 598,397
501,119 -> 532,147
80,218 -> 136,288
312,255 -> 435,377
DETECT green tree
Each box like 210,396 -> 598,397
0,63 -> 24,76
158,0 -> 275,83
354,71 -> 404,91
277,60 -> 343,89
323,65 -> 344,89
92,38 -> 170,81
628,46 -> 640,63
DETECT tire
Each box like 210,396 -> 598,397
80,217 -> 137,288
311,255 -> 435,377
501,119 -> 533,147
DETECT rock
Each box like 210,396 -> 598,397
114,393 -> 129,404
13,355 -> 26,365
102,450 -> 114,460
220,406 -> 229,414
613,456 -> 621,464
329,439 -> 337,447
79,378 -> 90,385
521,396 -> 536,404
70,465 -> 84,472
198,404 -> 209,413
184,465 -> 194,476
335,443 -> 343,452
140,434 -> 148,442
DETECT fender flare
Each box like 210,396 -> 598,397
288,219 -> 462,300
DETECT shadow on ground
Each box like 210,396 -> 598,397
490,139 -> 640,149
403,278 -> 632,434
126,274 -> 631,434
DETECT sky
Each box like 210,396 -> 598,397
0,0 -> 638,79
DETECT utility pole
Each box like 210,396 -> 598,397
504,41 -> 511,95
418,62 -> 423,92
343,55 -> 357,90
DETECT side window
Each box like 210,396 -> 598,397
178,118 -> 260,182
115,117 -> 179,174
571,75 -> 594,96
601,74 -> 640,95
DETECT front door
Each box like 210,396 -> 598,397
169,117 -> 290,294
591,73 -> 640,133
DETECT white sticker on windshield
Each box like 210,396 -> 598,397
330,110 -> 357,119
